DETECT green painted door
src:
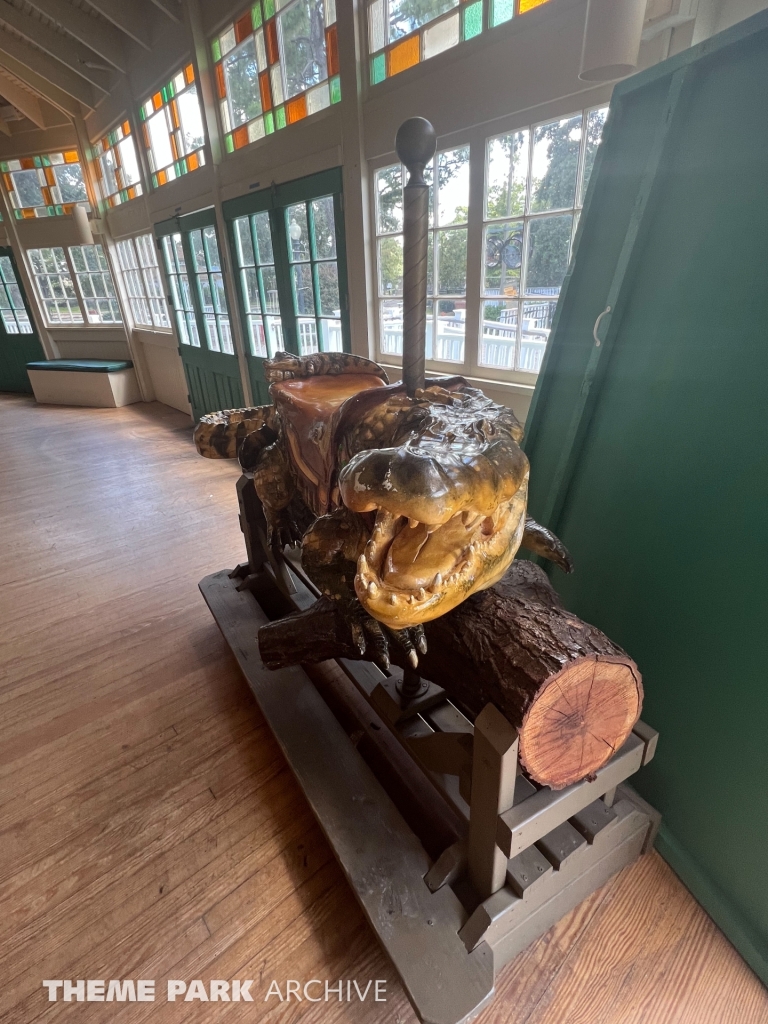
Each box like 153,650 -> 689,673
0,247 -> 45,393
156,210 -> 244,421
223,167 -> 350,405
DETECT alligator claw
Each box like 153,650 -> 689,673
351,614 -> 428,673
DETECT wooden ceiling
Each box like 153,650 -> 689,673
0,0 -> 182,131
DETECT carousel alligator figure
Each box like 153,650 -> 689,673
194,350 -> 572,668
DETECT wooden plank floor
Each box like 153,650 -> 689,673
1,394 -> 765,1024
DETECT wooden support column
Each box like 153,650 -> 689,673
467,704 -> 518,899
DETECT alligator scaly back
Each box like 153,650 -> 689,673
194,405 -> 278,459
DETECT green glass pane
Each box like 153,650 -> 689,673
0,162 -> 7,172
14,210 -> 22,220
55,205 -> 64,215
120,190 -> 129,202
225,133 -> 235,153
152,173 -> 159,188
33,156 -> 42,167
492,0 -> 514,25
212,37 -> 222,62
329,75 -> 341,104
47,206 -> 56,216
264,111 -> 275,134
161,85 -> 169,103
463,1 -> 482,38
139,107 -> 146,121
275,105 -> 286,129
252,2 -> 263,28
371,53 -> 386,85
264,0 -> 275,17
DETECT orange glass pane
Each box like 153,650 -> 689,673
215,62 -> 226,99
62,203 -> 74,214
285,93 -> 307,124
259,72 -> 272,111
142,124 -> 151,149
187,152 -> 199,171
232,125 -> 249,148
153,91 -> 163,110
157,169 -> 168,185
170,99 -> 180,129
41,187 -> 52,205
235,11 -> 252,42
170,133 -> 179,160
64,150 -> 79,163
518,0 -> 550,10
326,24 -> 339,76
387,35 -> 419,76
44,167 -> 56,186
21,209 -> 35,218
265,19 -> 279,64
2,174 -> 11,190
20,157 -> 35,169
122,120 -> 131,135
184,63 -> 195,84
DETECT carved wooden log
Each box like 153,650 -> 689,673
258,561 -> 643,790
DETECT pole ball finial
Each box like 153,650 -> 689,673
395,117 -> 437,186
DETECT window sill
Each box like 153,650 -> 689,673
379,364 -> 536,395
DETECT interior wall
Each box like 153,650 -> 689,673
0,0 -> 754,421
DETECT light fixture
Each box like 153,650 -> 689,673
72,204 -> 94,245
289,218 -> 302,241
579,0 -> 647,82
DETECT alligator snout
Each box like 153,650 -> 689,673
338,439 -> 528,525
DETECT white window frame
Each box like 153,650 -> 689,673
26,243 -> 123,328
370,98 -> 610,386
113,233 -> 172,332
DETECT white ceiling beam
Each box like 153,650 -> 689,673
82,0 -> 154,50
0,1 -> 111,92
23,0 -> 127,73
148,0 -> 181,22
0,51 -> 81,117
0,70 -> 47,127
0,30 -> 98,108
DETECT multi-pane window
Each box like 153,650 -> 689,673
481,106 -> 607,374
189,226 -> 234,354
368,0 -> 553,84
68,246 -> 122,324
233,211 -> 284,357
375,146 -> 470,365
114,235 -> 170,329
1,151 -> 89,219
161,235 -> 200,346
212,0 -> 340,153
286,195 -> 343,354
139,65 -> 206,188
0,256 -> 33,334
91,122 -> 143,208
27,248 -> 83,324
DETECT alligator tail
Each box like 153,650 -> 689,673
193,405 -> 277,460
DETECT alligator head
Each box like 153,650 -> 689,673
338,428 -> 529,630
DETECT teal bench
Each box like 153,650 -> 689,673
26,358 -> 141,408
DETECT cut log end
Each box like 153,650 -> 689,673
518,656 -> 643,790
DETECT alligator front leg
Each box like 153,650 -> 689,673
252,441 -> 301,548
302,508 -> 427,669
521,516 -> 574,573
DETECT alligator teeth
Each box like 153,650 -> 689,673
418,587 -> 426,601
359,553 -> 369,573
408,518 -> 419,529
433,573 -> 442,588
408,594 -> 415,603
389,594 -> 397,605
367,581 -> 378,597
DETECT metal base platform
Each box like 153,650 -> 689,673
200,566 -> 660,1024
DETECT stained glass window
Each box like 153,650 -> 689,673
480,106 -> 607,374
0,255 -> 33,334
1,152 -> 89,219
375,146 -> 470,365
368,0 -> 554,83
69,245 -> 122,324
139,65 -> 206,188
91,122 -> 143,209
212,0 -> 340,153
114,234 -> 170,329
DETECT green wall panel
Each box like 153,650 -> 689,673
523,11 -> 768,984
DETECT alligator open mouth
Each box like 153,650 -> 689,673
353,480 -> 528,629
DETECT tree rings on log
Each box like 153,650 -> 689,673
518,656 -> 642,790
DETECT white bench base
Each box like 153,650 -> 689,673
27,368 -> 142,408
